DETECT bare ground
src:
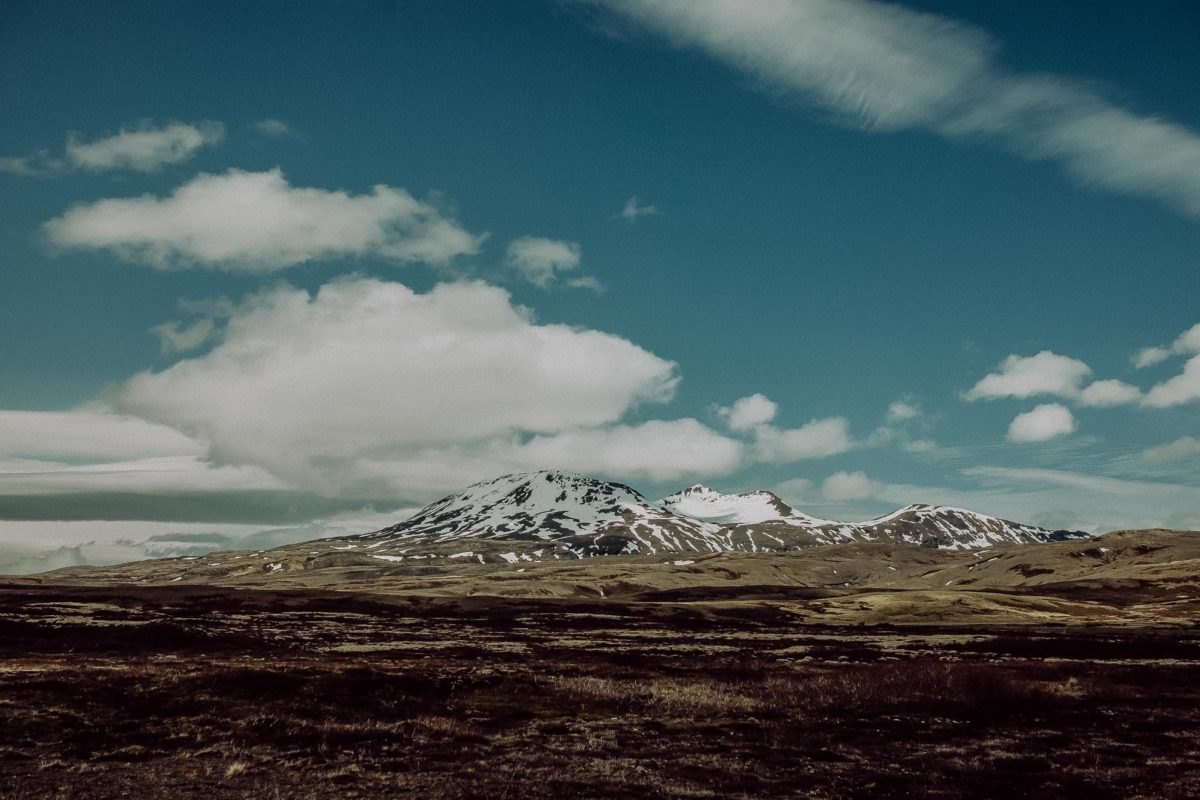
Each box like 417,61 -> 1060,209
1,582 -> 1199,799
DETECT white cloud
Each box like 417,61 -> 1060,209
886,399 -> 920,422
601,0 -> 1200,221
1134,322 -> 1200,368
2,121 -> 220,177
0,152 -> 64,177
0,409 -> 202,461
1078,379 -> 1141,408
114,277 -> 699,497
1143,355 -> 1200,408
254,118 -> 295,137
619,196 -> 661,221
65,121 -> 224,172
1007,403 -> 1076,442
565,275 -> 605,292
964,351 -> 1091,401
821,470 -> 882,502
772,477 -> 814,503
515,419 -> 743,482
717,393 -> 778,431
0,455 -> 284,496
1141,436 -> 1200,464
0,520 -> 266,575
505,237 -> 586,287
1133,346 -> 1171,369
873,467 -> 1200,534
0,509 -> 407,575
753,416 -> 854,463
44,168 -> 484,271
1176,323 -> 1200,355
151,318 -> 216,354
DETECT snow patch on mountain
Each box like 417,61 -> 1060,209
659,484 -> 837,526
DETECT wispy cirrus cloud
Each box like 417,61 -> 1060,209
253,118 -> 296,138
618,196 -> 661,221
43,168 -> 485,271
598,0 -> 1200,221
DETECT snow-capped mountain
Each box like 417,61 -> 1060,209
664,485 -> 1087,551
355,473 -> 1086,559
835,503 -> 1081,549
358,471 -> 735,557
37,472 -> 1090,583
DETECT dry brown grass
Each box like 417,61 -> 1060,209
3,583 -> 1199,799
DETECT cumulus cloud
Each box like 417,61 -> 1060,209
619,196 -> 661,221
600,0 -> 1200,221
1176,323 -> 1200,355
505,237 -> 592,288
66,121 -> 224,172
43,168 -> 484,271
2,121 -> 222,177
753,416 -> 854,463
515,419 -> 743,482
151,318 -> 216,354
717,393 -> 778,431
886,400 -> 920,423
1133,346 -> 1171,369
111,277 -> 746,497
1078,379 -> 1141,408
964,351 -> 1091,401
820,470 -> 883,502
1133,323 -> 1200,407
1134,322 -> 1200,368
1141,436 -> 1200,464
1007,403 -> 1076,442
1143,355 -> 1200,408
714,395 -> 854,463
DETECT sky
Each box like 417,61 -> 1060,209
2,0 -> 1199,572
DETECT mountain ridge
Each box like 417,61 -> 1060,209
359,471 -> 1088,556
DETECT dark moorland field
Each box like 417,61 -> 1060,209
1,583 -> 1199,799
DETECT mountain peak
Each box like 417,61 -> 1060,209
362,470 -> 722,555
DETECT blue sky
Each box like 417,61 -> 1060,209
2,0 -> 1199,570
